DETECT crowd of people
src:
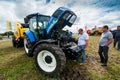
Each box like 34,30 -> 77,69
77,25 -> 120,66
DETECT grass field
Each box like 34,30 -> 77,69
0,36 -> 120,80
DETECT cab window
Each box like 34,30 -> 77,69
68,15 -> 76,24
53,10 -> 62,18
63,13 -> 71,20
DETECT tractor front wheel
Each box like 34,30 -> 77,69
34,44 -> 66,77
24,35 -> 33,57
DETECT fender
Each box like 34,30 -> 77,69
31,39 -> 57,53
24,30 -> 36,43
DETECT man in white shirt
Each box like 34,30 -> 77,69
77,28 -> 89,63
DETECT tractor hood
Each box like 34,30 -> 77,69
46,7 -> 77,34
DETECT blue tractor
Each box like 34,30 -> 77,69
24,7 -> 80,77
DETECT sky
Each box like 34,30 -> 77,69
0,0 -> 120,33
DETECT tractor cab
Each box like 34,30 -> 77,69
46,7 -> 77,34
24,7 -> 77,42
24,13 -> 50,40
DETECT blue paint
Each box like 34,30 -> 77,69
46,7 -> 73,34
24,30 -> 36,43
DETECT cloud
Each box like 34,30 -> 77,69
96,11 -> 120,29
0,0 -> 120,33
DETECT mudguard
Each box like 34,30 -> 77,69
24,30 -> 36,42
31,39 -> 56,53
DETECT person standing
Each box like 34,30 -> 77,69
114,26 -> 120,50
113,26 -> 119,48
77,28 -> 89,63
113,30 -> 117,48
98,25 -> 113,66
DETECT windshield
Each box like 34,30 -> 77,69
29,16 -> 50,30
37,16 -> 50,28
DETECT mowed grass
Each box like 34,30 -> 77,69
0,40 -> 59,80
0,36 -> 120,80
86,36 -> 120,80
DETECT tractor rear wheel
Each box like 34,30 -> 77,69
24,35 -> 33,57
34,43 -> 66,77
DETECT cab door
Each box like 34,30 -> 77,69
29,17 -> 39,40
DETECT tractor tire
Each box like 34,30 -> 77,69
24,35 -> 33,57
12,36 -> 16,47
34,43 -> 66,77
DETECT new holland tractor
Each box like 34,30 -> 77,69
23,7 -> 82,77
12,23 -> 29,48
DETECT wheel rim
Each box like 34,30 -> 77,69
37,50 -> 57,72
24,38 -> 29,54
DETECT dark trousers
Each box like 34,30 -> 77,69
114,39 -> 118,48
118,39 -> 120,49
114,38 -> 120,49
98,46 -> 109,64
